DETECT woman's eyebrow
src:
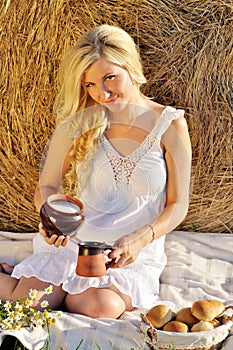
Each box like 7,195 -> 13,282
83,72 -> 115,85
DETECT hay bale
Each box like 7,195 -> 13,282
0,0 -> 232,233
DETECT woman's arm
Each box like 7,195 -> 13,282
34,124 -> 74,247
110,114 -> 192,267
150,114 -> 192,237
34,124 -> 73,212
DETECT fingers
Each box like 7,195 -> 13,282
38,222 -> 69,248
38,222 -> 47,237
114,254 -> 133,268
108,247 -> 122,261
61,235 -> 69,247
108,247 -> 132,268
113,257 -> 126,268
44,233 -> 69,248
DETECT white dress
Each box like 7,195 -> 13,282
12,106 -> 184,308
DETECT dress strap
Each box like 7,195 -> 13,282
153,106 -> 185,140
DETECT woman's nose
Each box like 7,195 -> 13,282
98,82 -> 111,101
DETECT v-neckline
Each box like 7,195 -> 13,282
101,106 -> 168,159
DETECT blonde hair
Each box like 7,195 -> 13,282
54,24 -> 147,194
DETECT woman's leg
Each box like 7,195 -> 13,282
0,272 -> 66,310
64,286 -> 133,319
0,262 -> 14,274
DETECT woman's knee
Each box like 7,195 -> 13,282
92,288 -> 126,318
64,288 -> 126,318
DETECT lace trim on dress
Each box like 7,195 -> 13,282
100,106 -> 183,187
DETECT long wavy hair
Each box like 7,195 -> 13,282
53,24 -> 147,195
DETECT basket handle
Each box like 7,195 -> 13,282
223,305 -> 233,323
140,313 -> 158,342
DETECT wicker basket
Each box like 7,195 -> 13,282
140,308 -> 233,350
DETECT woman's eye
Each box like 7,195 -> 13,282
105,75 -> 115,81
84,82 -> 95,88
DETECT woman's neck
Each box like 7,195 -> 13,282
108,97 -> 149,124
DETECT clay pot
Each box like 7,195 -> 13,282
40,194 -> 84,237
76,241 -> 115,277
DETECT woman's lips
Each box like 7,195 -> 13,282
104,96 -> 118,104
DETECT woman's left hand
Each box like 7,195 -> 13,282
38,222 -> 69,248
108,225 -> 153,268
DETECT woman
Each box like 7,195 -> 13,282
0,24 -> 192,319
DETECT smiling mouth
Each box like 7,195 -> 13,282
104,96 -> 118,104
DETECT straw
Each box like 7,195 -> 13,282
0,0 -> 232,233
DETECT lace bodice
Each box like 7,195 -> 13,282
100,129 -> 159,187
100,106 -> 184,187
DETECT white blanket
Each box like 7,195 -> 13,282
0,231 -> 233,349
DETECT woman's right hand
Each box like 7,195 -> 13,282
38,222 -> 69,248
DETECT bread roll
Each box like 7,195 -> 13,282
191,300 -> 216,321
163,321 -> 188,333
176,307 -> 199,326
146,304 -> 175,328
207,300 -> 225,317
191,321 -> 214,332
191,300 -> 225,321
210,318 -> 221,328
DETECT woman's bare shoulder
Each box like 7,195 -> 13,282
144,99 -> 166,115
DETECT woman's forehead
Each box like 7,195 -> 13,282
83,58 -> 124,81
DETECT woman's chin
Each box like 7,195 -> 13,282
104,101 -> 128,114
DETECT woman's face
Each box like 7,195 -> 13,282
83,57 -> 135,113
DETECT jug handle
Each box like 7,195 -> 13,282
104,245 -> 116,269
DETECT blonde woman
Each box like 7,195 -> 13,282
0,25 -> 191,319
